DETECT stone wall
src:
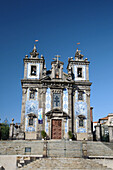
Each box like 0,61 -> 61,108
0,140 -> 43,155
0,140 -> 113,158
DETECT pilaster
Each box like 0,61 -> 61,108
86,64 -> 89,81
86,90 -> 93,140
24,62 -> 28,79
42,88 -> 46,130
95,123 -> 101,141
68,87 -> 72,131
108,126 -> 113,142
21,88 -> 27,130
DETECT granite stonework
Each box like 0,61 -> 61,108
9,46 -> 93,140
94,113 -> 113,142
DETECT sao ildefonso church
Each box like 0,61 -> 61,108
9,45 -> 93,141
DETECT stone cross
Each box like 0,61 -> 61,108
54,96 -> 60,107
55,55 -> 60,63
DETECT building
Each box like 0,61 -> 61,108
94,113 -> 113,142
9,45 -> 93,140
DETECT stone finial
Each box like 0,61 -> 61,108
12,118 -> 14,123
30,44 -> 39,58
25,55 -> 28,59
33,44 -> 37,52
75,48 -> 83,60
41,54 -> 44,59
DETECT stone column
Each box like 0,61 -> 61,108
68,87 -> 72,132
21,88 -> 27,131
108,126 -> 113,142
86,64 -> 89,81
9,119 -> 15,139
82,139 -> 87,158
24,60 -> 28,79
42,88 -> 46,130
95,123 -> 101,141
86,90 -> 93,140
43,139 -> 47,157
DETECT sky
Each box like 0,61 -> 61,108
0,0 -> 113,123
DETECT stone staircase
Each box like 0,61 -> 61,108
47,140 -> 82,157
19,158 -> 112,170
87,141 -> 113,157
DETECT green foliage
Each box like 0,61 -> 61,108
41,130 -> 47,139
0,123 -> 9,140
68,131 -> 73,139
102,134 -> 109,142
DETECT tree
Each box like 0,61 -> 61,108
0,123 -> 9,140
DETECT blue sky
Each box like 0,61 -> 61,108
0,0 -> 113,123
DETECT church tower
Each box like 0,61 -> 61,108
21,45 -> 46,139
67,48 -> 93,140
10,45 -> 93,140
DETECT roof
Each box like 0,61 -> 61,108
99,116 -> 108,120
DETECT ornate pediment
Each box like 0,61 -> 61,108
45,108 -> 70,119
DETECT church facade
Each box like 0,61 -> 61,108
9,45 -> 93,140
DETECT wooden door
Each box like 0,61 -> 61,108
52,119 -> 62,139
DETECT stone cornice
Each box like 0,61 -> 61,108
67,60 -> 90,69
21,79 -> 92,88
24,58 -> 45,64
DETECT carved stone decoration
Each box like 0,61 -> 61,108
10,45 -> 93,141
86,91 -> 90,97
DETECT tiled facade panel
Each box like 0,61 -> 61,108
45,88 -> 51,133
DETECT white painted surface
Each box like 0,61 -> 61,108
0,156 -> 16,170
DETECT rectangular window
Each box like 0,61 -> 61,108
29,118 -> 33,126
30,91 -> 35,100
77,68 -> 82,77
25,147 -> 31,153
79,119 -> 84,127
78,91 -> 83,101
53,93 -> 61,108
31,66 -> 36,75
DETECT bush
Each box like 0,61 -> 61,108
68,131 -> 73,139
41,130 -> 47,139
0,123 -> 9,140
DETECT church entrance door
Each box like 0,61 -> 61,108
52,119 -> 62,139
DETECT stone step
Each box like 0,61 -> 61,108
19,158 -> 112,170
87,141 -> 113,156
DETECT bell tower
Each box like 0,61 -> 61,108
67,48 -> 93,140
21,45 -> 45,139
